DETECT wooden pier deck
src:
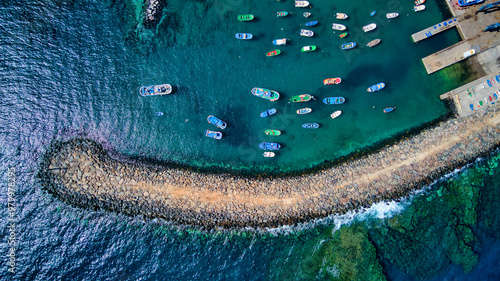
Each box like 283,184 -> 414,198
411,18 -> 458,43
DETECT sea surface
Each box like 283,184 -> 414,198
0,0 -> 498,280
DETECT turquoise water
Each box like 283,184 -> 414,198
1,1 -> 498,280
0,0 -> 462,174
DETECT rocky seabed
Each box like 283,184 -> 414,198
39,105 -> 500,228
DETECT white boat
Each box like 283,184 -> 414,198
330,110 -> 342,119
297,107 -> 312,115
413,5 -> 426,12
295,1 -> 309,7
386,12 -> 399,19
367,39 -> 381,47
300,29 -> 314,37
139,84 -> 172,96
336,13 -> 348,20
303,12 -> 311,18
362,23 -> 377,32
272,38 -> 287,46
332,23 -> 347,31
263,152 -> 275,157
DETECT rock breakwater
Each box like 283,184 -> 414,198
39,105 -> 500,228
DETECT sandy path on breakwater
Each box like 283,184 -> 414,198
41,105 -> 500,228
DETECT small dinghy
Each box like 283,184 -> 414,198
330,110 -> 342,119
383,107 -> 396,113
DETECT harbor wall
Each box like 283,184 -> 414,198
38,105 -> 500,229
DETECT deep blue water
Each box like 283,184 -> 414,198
0,0 -> 498,280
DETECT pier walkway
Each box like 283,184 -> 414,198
411,18 -> 458,43
422,41 -> 476,74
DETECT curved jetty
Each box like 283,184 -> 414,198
39,105 -> 500,228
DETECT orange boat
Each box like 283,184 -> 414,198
323,78 -> 342,85
415,0 -> 425,5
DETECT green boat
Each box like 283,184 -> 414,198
238,14 -> 254,21
265,129 -> 281,136
301,45 -> 316,52
290,94 -> 313,102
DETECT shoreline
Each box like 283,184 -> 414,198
38,104 -> 500,229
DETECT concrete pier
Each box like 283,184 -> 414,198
411,18 -> 458,43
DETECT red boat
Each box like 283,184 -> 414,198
323,78 -> 342,85
266,50 -> 281,57
415,0 -> 425,6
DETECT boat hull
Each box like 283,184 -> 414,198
383,107 -> 396,113
367,82 -> 386,92
207,115 -> 227,129
341,42 -> 356,49
266,50 -> 281,57
305,20 -> 318,27
295,1 -> 310,7
260,108 -> 277,118
332,24 -> 347,31
259,142 -> 281,150
238,14 -> 254,21
139,84 -> 172,96
301,45 -> 316,52
302,123 -> 319,129
300,29 -> 314,37
323,78 -> 341,85
362,23 -> 377,32
336,13 -> 348,19
331,110 -> 342,119
205,130 -> 222,139
235,33 -> 253,40
367,39 -> 381,47
291,94 -> 313,102
297,107 -> 312,114
272,39 -> 287,46
265,129 -> 281,136
323,97 -> 345,104
251,88 -> 280,101
276,11 -> 288,17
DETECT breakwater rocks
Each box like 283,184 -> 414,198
143,0 -> 166,28
39,105 -> 500,229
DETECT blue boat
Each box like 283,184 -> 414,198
205,129 -> 222,139
323,97 -> 345,104
235,33 -> 253,40
496,75 -> 499,83
155,112 -> 164,116
272,38 -> 287,46
367,82 -> 385,92
260,108 -> 277,118
207,115 -> 227,129
487,79 -> 492,87
305,20 -> 318,27
458,0 -> 484,7
370,11 -> 376,16
341,42 -> 356,50
302,123 -> 319,129
383,107 -> 396,113
259,142 -> 281,150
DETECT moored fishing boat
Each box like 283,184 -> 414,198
235,33 -> 253,40
237,14 -> 254,21
139,84 -> 172,96
339,32 -> 348,38
207,115 -> 227,129
367,82 -> 385,92
457,0 -> 484,6
251,87 -> 280,101
367,39 -> 381,47
303,12 -> 311,18
301,45 -> 316,52
370,11 -> 376,16
330,110 -> 342,119
302,123 -> 319,129
297,107 -> 312,114
155,112 -> 164,116
331,23 -> 347,31
386,12 -> 399,19
276,11 -> 288,17
413,5 -> 426,11
265,129 -> 281,136
305,20 -> 318,27
323,97 -> 345,104
336,13 -> 348,19
263,152 -> 275,157
266,49 -> 281,57
323,77 -> 341,85
295,1 -> 309,7
341,42 -> 356,50
291,94 -> 313,102
415,0 -> 425,5
259,142 -> 281,150
260,108 -> 277,118
205,129 -> 222,139
300,29 -> 314,37
383,107 -> 396,113
362,23 -> 377,32
272,38 -> 287,45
